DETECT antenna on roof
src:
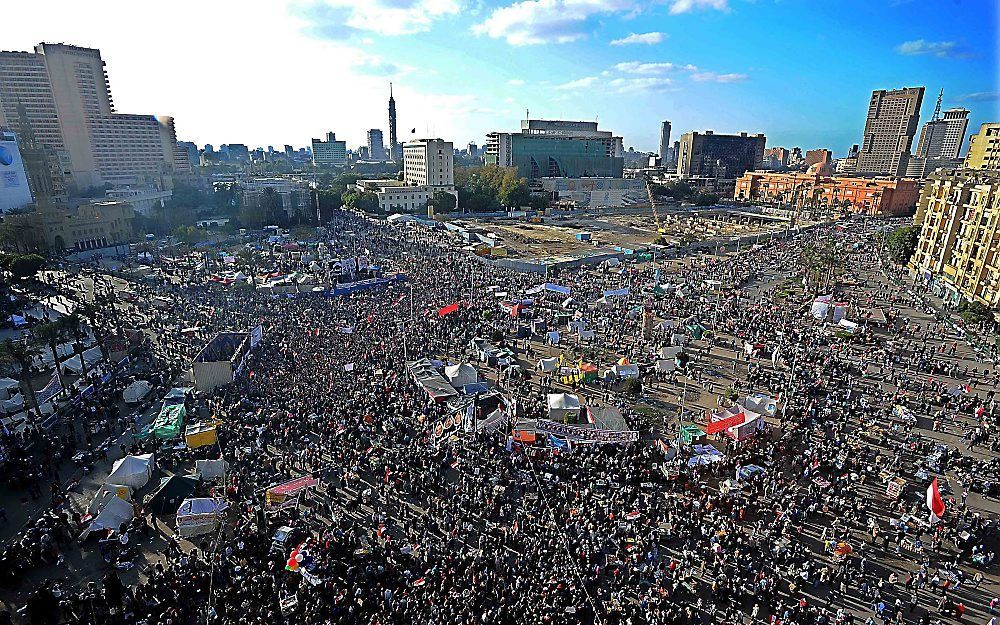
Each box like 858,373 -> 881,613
932,88 -> 943,121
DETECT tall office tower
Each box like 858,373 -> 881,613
467,142 -> 478,156
388,83 -> 400,162
367,129 -> 387,161
855,86 -> 924,176
658,121 -> 671,160
0,43 -> 185,191
676,131 -> 766,181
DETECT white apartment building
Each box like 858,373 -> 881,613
403,138 -> 454,188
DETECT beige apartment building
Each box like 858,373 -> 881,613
910,168 -> 1000,310
964,123 -> 1000,171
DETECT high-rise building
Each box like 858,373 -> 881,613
658,121 -> 671,161
284,145 -> 293,157
0,43 -> 185,192
388,83 -> 400,162
855,87 -> 924,176
311,132 -> 346,167
177,141 -> 199,168
204,144 -> 214,154
677,131 -> 766,181
906,91 -> 970,178
910,168 -> 1000,308
403,138 -> 454,188
485,119 -> 624,181
805,149 -> 832,167
467,142 -> 478,157
965,123 -> 1000,170
367,129 -> 387,161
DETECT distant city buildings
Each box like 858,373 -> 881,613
905,91 -> 970,179
763,147 -> 789,169
735,171 -> 919,216
855,86 -> 924,176
367,129 -> 387,161
965,123 -> 1000,170
0,43 -> 189,193
238,177 -> 312,219
805,149 -> 832,168
676,130 -> 766,183
485,119 -> 624,181
910,167 -> 1000,309
311,132 -> 347,167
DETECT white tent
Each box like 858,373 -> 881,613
744,393 -> 778,416
63,346 -> 104,375
444,363 -> 479,388
81,496 -> 134,539
176,498 -> 228,538
1,393 -> 24,414
123,380 -> 153,404
195,459 -> 228,481
546,393 -> 580,420
537,357 -> 559,373
655,359 -> 676,373
658,345 -> 684,359
107,454 -> 154,489
0,378 -> 20,401
87,483 -> 133,516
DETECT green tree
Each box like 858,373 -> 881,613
694,193 -> 720,207
958,301 -> 992,326
2,253 -> 46,280
260,188 -> 286,225
32,319 -> 70,389
498,170 -> 530,208
885,225 -> 921,265
316,189 -> 343,223
0,338 -> 42,421
342,190 -> 379,212
173,225 -> 206,245
427,191 -> 457,214
72,302 -> 108,360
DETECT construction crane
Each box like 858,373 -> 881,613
646,180 -> 667,234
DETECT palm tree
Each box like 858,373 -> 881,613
74,300 -> 109,361
62,313 -> 92,378
0,338 -> 42,422
31,319 -> 69,391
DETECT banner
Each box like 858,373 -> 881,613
35,372 -> 63,405
250,325 -> 263,349
543,283 -> 571,296
535,419 -> 638,444
602,287 -> 630,298
706,411 -> 745,435
438,302 -> 460,318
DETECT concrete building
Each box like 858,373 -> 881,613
467,142 -> 479,157
855,87 -> 924,176
906,97 -> 970,178
403,138 -> 454,188
805,149 -> 832,168
734,171 -> 920,216
311,132 -> 347,167
367,129 -> 387,161
2,199 -> 133,253
910,168 -> 1000,309
763,147 -> 789,169
0,43 -> 186,192
105,185 -> 172,215
356,179 -> 431,214
658,121 -> 671,161
677,131 -> 766,182
177,141 -> 200,167
964,123 -> 1000,170
485,119 -> 624,181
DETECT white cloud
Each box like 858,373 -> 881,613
507,78 -> 526,85
895,39 -> 966,58
555,76 -> 600,90
690,71 -> 746,83
300,0 -> 462,37
472,0 -> 640,46
610,31 -> 665,46
615,61 -> 698,74
668,0 -> 728,14
354,54 -> 416,77
608,77 -> 674,93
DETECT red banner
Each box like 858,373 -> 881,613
438,302 -> 460,318
706,412 -> 745,435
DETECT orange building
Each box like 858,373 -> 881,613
734,171 -> 920,216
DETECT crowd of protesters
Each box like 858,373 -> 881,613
1,209 -> 998,625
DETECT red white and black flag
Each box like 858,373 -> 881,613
927,477 -> 946,523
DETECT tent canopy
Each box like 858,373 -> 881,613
81,496 -> 133,539
87,483 -> 132,516
146,475 -> 199,515
107,453 -> 154,489
537,357 -> 559,373
0,378 -> 19,400
123,380 -> 153,404
195,459 -> 227,480
444,363 -> 478,388
176,498 -> 228,538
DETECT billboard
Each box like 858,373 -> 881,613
0,131 -> 33,213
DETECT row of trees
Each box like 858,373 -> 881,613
799,239 -> 846,292
0,309 -> 105,421
455,166 -> 547,213
650,181 -> 720,207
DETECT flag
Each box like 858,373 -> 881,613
548,433 -> 572,452
344,363 -> 355,372
927,477 -> 945,523
438,302 -> 460,318
314,328 -> 320,337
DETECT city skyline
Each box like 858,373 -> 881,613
7,0 -> 997,155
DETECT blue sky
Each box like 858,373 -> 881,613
10,0 -> 999,155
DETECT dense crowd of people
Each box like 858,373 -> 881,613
1,209 -> 998,625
